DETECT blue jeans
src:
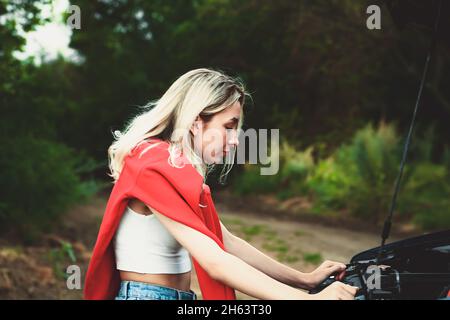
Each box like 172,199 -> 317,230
115,280 -> 197,300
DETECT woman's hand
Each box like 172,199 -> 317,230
311,281 -> 358,300
305,260 -> 347,289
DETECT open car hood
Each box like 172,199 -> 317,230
351,229 -> 450,273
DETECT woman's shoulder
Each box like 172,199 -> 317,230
131,138 -> 170,162
126,138 -> 203,183
125,139 -> 205,206
122,138 -> 169,165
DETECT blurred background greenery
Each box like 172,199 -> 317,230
1,0 -> 449,240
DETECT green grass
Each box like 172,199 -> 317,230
241,224 -> 265,236
230,123 -> 450,231
277,253 -> 300,263
294,230 -> 304,237
221,217 -> 244,226
262,238 -> 289,254
302,252 -> 323,265
263,229 -> 277,240
47,241 -> 77,280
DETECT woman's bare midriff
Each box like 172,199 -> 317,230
120,198 -> 192,292
119,270 -> 191,292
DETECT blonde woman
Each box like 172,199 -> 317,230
83,68 -> 358,300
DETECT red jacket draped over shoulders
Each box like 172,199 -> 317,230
83,139 -> 236,300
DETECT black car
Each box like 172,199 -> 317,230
310,229 -> 450,299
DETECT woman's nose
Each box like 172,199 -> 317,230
228,135 -> 239,146
225,129 -> 239,150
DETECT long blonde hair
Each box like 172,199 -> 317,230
108,68 -> 249,184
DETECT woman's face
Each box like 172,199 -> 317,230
193,101 -> 241,164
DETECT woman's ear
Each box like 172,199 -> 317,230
190,116 -> 203,136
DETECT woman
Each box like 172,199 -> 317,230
84,68 -> 358,300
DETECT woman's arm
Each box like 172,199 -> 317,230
151,209 -> 308,299
220,221 -> 313,290
220,221 -> 348,290
150,208 -> 356,299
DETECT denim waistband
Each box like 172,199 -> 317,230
117,280 -> 197,300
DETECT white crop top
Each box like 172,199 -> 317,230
113,205 -> 192,274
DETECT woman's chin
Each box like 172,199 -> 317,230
211,157 -> 223,165
203,152 -> 225,165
